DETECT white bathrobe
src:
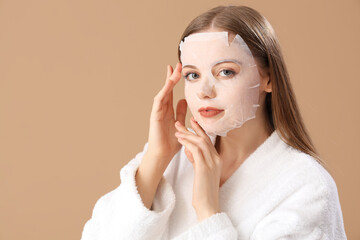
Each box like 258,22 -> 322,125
80,129 -> 347,240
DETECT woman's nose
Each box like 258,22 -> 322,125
196,78 -> 216,99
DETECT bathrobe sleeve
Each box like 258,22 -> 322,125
81,142 -> 176,240
169,129 -> 238,240
250,166 -> 347,240
173,212 -> 238,240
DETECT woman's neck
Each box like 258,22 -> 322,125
215,114 -> 272,172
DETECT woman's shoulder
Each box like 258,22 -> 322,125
251,143 -> 346,240
276,142 -> 338,198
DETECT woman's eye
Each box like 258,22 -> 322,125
184,72 -> 199,81
219,69 -> 235,77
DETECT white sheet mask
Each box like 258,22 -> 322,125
179,31 -> 261,137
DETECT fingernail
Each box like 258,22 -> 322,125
175,121 -> 181,126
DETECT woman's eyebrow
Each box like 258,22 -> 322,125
183,59 -> 242,69
182,64 -> 198,69
212,59 -> 243,67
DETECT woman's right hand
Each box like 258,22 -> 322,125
146,62 -> 187,165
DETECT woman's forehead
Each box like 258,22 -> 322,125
179,32 -> 254,68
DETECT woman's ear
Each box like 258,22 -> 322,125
264,75 -> 272,93
259,67 -> 272,93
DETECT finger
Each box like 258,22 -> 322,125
155,65 -> 177,103
168,84 -> 173,108
184,147 -> 195,164
169,62 -> 182,83
158,63 -> 181,100
165,64 -> 180,112
177,137 -> 204,167
167,64 -> 173,79
152,63 -> 182,115
160,68 -> 174,106
189,117 -> 210,140
176,99 -> 187,126
183,125 -> 218,157
176,132 -> 214,168
175,120 -> 195,135
162,75 -> 176,96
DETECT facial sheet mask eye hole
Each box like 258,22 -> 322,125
184,72 -> 200,81
211,63 -> 241,80
218,69 -> 234,77
179,31 -> 261,137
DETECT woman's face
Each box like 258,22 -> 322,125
179,31 -> 261,137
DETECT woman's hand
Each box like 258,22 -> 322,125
146,62 -> 187,165
135,63 -> 186,210
174,117 -> 222,222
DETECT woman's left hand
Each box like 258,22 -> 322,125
174,116 -> 223,222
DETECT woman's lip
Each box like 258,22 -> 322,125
198,106 -> 223,112
199,109 -> 224,118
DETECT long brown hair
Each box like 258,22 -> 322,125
177,5 -> 332,175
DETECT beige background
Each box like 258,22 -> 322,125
0,0 -> 359,239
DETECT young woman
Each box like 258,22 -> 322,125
81,5 -> 347,240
